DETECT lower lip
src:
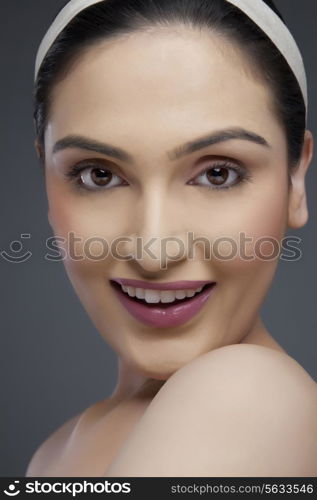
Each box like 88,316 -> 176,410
111,282 -> 216,328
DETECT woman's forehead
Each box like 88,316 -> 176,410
48,28 -> 278,144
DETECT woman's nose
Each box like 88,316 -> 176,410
120,189 -> 189,272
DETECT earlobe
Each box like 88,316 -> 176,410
34,138 -> 43,160
287,130 -> 314,229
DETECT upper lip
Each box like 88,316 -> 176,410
110,278 -> 216,290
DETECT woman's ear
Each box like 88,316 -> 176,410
288,129 -> 314,229
34,137 -> 43,159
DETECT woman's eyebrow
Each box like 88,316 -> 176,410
52,127 -> 271,163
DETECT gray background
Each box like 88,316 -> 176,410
1,0 -> 316,476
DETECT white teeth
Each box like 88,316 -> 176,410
119,284 -> 206,303
175,290 -> 186,300
144,290 -> 161,303
127,286 -> 135,297
135,288 -> 145,299
160,291 -> 178,303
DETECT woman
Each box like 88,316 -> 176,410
26,0 -> 316,476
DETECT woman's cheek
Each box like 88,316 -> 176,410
46,187 -> 113,257
208,186 -> 289,275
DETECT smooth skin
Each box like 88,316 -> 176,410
27,24 -> 316,476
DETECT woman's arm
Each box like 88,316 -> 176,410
105,344 -> 317,477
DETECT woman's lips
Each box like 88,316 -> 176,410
110,280 -> 217,328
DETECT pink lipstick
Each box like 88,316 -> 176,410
110,278 -> 216,328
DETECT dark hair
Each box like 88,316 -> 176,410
34,0 -> 306,172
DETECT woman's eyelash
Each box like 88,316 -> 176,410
64,162 -> 126,191
65,163 -> 107,180
64,159 -> 252,191
65,165 -> 84,179
189,161 -> 252,191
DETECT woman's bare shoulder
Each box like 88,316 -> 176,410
105,344 -> 317,477
170,343 -> 317,415
172,343 -> 316,392
25,413 -> 81,476
25,398 -> 113,477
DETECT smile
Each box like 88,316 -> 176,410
120,284 -> 205,303
110,279 -> 217,328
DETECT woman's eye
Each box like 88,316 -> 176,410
66,164 -> 128,191
188,162 -> 249,190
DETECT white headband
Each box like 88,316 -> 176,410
35,0 -> 308,116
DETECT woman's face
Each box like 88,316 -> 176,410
44,26 -> 293,379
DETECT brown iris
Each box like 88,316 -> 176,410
89,168 -> 112,186
206,167 -> 229,186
